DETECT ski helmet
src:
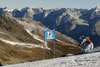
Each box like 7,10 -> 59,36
79,35 -> 84,40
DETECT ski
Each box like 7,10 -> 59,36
62,49 -> 100,57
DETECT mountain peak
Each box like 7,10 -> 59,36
3,7 -> 14,12
96,6 -> 100,8
94,6 -> 100,12
20,7 -> 33,12
3,7 -> 9,9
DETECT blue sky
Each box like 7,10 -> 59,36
0,0 -> 100,9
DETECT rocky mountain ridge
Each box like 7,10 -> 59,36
1,6 -> 100,66
1,6 -> 100,46
0,14 -> 79,66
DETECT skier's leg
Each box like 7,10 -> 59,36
90,43 -> 94,49
84,45 -> 90,52
85,43 -> 94,52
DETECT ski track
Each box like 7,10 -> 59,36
2,52 -> 100,67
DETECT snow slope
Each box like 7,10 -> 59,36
2,51 -> 100,67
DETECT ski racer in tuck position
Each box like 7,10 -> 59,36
79,35 -> 94,52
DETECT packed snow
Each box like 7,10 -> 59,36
2,51 -> 100,67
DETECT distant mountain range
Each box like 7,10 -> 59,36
0,6 -> 100,46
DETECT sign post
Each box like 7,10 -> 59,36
43,26 -> 46,60
43,26 -> 55,60
54,26 -> 55,58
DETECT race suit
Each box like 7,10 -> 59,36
80,38 -> 94,52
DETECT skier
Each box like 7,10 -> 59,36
79,35 -> 94,52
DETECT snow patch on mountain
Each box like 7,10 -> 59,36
95,6 -> 100,12
16,8 -> 22,11
0,31 -> 50,50
15,20 -> 51,50
26,29 -> 50,50
0,37 -> 43,48
20,7 -> 31,12
3,7 -> 14,12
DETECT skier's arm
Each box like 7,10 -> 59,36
81,39 -> 87,45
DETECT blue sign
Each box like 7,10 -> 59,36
43,26 -> 56,60
45,30 -> 55,40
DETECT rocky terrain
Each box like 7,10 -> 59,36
0,6 -> 100,46
0,14 -> 80,66
0,6 -> 100,66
